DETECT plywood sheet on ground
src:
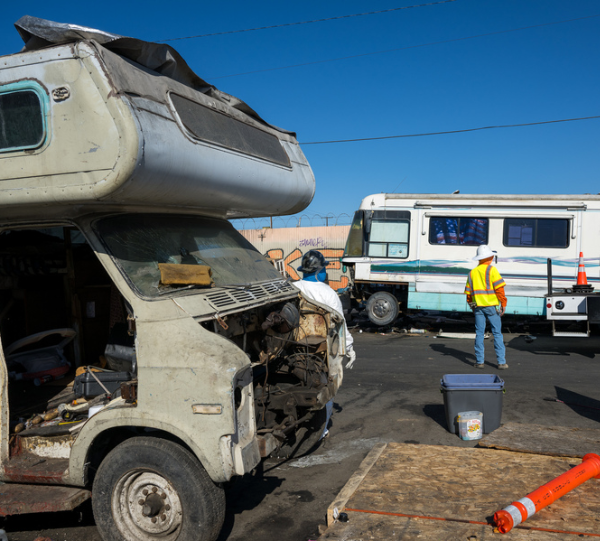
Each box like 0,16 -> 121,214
478,423 -> 600,458
322,443 -> 600,540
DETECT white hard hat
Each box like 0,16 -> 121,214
473,245 -> 497,261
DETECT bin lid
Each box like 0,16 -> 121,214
440,374 -> 504,390
456,411 -> 483,419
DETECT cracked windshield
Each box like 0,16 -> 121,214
95,214 -> 282,297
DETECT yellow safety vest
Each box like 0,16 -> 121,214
465,263 -> 506,307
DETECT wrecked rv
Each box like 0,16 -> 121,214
0,17 -> 346,541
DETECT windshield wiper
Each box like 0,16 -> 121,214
157,284 -> 209,296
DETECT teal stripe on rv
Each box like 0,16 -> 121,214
406,289 -> 546,315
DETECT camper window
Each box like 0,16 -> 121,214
0,83 -> 46,152
503,218 -> 569,248
170,93 -> 290,167
429,217 -> 488,245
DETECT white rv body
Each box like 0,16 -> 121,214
342,193 -> 600,320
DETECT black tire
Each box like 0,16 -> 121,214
275,407 -> 328,459
366,291 -> 399,326
92,437 -> 225,541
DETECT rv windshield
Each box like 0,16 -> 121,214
95,214 -> 281,297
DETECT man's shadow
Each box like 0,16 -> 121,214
430,342 -> 478,367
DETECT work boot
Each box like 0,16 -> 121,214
498,364 -> 509,370
475,363 -> 484,369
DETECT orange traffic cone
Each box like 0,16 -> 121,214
494,453 -> 600,533
577,252 -> 588,285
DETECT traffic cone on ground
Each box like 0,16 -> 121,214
577,252 -> 588,285
493,453 -> 600,533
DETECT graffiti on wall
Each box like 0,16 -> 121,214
265,247 -> 349,291
298,237 -> 326,248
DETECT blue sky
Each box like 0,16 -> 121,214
1,1 -> 599,227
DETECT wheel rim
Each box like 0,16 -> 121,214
112,469 -> 183,540
372,298 -> 392,319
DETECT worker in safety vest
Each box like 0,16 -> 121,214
464,245 -> 508,370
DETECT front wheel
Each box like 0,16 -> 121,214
366,291 -> 399,326
92,437 -> 225,541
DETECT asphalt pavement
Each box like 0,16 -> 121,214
5,318 -> 600,541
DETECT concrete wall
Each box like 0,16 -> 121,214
240,226 -> 351,291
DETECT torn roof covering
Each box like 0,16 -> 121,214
13,15 -> 292,135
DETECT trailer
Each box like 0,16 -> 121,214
342,193 -> 600,327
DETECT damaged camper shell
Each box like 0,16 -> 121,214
0,17 -> 345,541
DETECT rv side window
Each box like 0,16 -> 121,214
0,83 -> 46,152
503,218 -> 569,248
366,211 -> 410,258
429,217 -> 488,245
170,93 -> 290,167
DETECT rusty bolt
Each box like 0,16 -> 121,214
161,493 -> 167,499
161,514 -> 167,521
138,499 -> 145,505
143,489 -> 149,495
151,517 -> 157,524
152,487 -> 158,493
165,504 -> 171,511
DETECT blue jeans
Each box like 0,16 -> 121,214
474,306 -> 506,365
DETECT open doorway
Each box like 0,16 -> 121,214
0,225 -> 134,464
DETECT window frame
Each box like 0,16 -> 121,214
364,210 -> 411,259
428,216 -> 489,246
0,80 -> 50,154
502,217 -> 570,248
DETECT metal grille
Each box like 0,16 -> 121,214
203,280 -> 296,312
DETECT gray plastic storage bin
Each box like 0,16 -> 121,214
440,374 -> 504,434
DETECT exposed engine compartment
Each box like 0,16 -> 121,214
202,298 -> 339,458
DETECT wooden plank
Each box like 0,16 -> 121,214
0,484 -> 91,516
320,443 -> 600,540
479,422 -> 600,458
326,442 -> 386,526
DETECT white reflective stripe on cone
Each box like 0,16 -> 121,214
503,505 -> 523,527
517,497 -> 536,519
